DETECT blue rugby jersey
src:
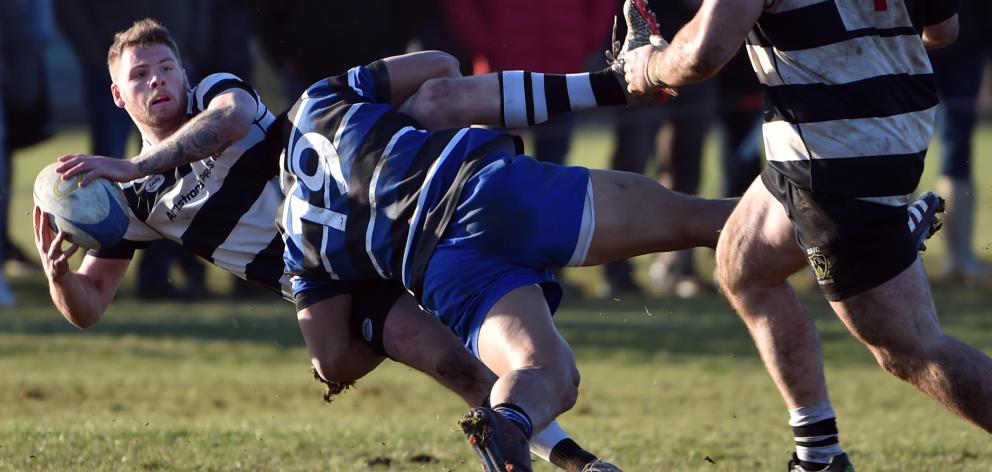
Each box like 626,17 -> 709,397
279,61 -> 522,297
745,0 -> 954,202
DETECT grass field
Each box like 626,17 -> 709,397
2,126 -> 991,471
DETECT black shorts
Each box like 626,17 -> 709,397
294,279 -> 407,356
761,168 -> 917,301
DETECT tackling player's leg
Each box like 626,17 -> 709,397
715,178 -> 850,471
582,169 -> 736,266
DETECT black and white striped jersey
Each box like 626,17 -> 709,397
90,73 -> 290,299
746,0 -> 952,202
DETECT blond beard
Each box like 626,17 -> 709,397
133,102 -> 185,133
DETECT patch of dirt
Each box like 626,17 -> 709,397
19,388 -> 45,401
409,454 -> 437,463
311,367 -> 355,404
365,456 -> 392,467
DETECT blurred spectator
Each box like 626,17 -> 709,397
54,0 -> 211,300
441,0 -> 616,166
1,0 -> 55,290
601,0 -> 761,298
415,0 -> 473,76
253,0 -> 423,103
928,0 -> 992,284
440,0 -> 616,296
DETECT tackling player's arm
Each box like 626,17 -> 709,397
56,88 -> 257,186
906,0 -> 959,49
33,207 -> 130,329
624,0 -> 765,93
378,51 -> 462,108
921,14 -> 958,49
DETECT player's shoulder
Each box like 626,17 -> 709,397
190,72 -> 259,112
315,61 -> 389,104
195,72 -> 251,90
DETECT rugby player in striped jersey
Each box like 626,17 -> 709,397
624,0 -> 988,470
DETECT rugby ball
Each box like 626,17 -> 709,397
32,162 -> 129,249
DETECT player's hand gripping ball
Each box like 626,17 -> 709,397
33,162 -> 129,249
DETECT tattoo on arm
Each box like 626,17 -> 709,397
135,109 -> 235,175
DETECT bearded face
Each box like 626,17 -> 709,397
111,43 -> 189,131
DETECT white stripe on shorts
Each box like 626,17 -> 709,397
566,178 -> 595,267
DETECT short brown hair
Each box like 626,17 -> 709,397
107,18 -> 182,74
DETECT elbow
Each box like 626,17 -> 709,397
422,50 -> 463,78
222,107 -> 252,142
406,77 -> 467,129
74,318 -> 97,330
65,310 -> 100,330
922,15 -> 959,50
312,356 -> 358,384
923,33 -> 957,50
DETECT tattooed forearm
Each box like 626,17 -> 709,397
134,108 -> 240,175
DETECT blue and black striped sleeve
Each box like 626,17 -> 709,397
323,61 -> 392,104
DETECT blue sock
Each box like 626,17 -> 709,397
493,403 -> 534,439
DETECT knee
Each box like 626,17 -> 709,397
552,356 -> 581,412
715,232 -> 749,295
420,50 -> 462,79
861,331 -> 938,382
558,364 -> 581,412
521,361 -> 580,414
872,345 -> 928,382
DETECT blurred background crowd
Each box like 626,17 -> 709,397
0,0 -> 989,308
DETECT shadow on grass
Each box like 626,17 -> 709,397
556,288 -> 992,364
5,277 -> 992,364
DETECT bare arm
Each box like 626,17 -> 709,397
33,207 -> 130,329
380,50 -> 463,108
921,14 -> 958,49
134,89 -> 255,175
298,295 -> 385,384
57,88 -> 257,186
625,0 -> 764,92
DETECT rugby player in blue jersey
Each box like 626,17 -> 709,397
275,1 -> 946,468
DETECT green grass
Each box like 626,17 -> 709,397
2,126 -> 991,470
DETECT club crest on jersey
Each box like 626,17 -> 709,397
142,174 -> 166,193
806,246 -> 833,285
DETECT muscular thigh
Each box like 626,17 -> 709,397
718,177 -> 807,285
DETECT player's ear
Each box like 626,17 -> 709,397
111,82 -> 125,108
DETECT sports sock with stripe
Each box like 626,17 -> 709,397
498,69 -> 629,128
530,422 -> 598,472
493,402 -> 534,439
790,401 -> 845,470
